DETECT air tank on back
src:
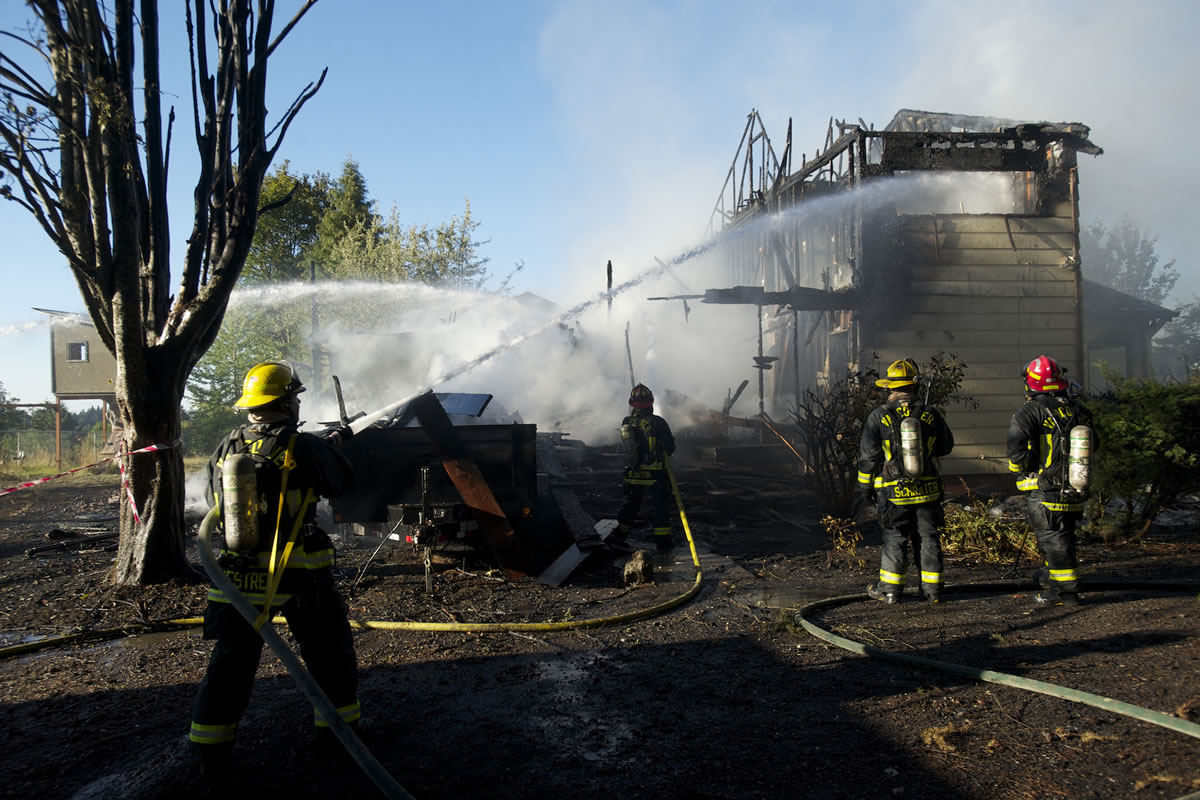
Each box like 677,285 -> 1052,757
899,414 -> 924,479
1067,425 -> 1092,491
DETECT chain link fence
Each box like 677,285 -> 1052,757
0,430 -> 111,469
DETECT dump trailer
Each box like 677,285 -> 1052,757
330,422 -> 540,537
327,392 -> 568,582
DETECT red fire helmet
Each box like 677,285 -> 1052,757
1023,355 -> 1066,393
629,384 -> 654,408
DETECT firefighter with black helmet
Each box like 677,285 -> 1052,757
858,358 -> 955,604
1007,355 -> 1095,606
189,362 -> 360,779
610,383 -> 677,553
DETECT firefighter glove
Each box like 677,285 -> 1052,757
326,425 -> 355,446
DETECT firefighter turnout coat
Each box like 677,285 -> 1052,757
857,394 -> 954,505
621,411 -> 676,485
205,421 -> 354,606
191,421 -> 358,753
1006,393 -> 1095,513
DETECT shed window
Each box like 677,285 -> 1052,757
67,342 -> 89,362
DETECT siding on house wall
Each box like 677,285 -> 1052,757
50,322 -> 118,398
869,212 -> 1081,475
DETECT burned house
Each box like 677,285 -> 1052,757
695,108 -> 1164,475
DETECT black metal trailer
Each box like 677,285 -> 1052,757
328,392 -> 569,585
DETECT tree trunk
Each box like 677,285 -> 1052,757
111,348 -> 193,585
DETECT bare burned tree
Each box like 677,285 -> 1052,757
0,1 -> 325,584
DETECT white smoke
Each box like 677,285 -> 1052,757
222,174 -> 944,450
226,260 -> 752,447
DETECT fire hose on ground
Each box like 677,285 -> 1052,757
2,492 -> 1198,796
195,506 -> 416,800
797,581 -> 1200,745
0,457 -> 702,651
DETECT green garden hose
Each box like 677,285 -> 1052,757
797,580 -> 1200,743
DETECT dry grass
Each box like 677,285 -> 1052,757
1133,774 -> 1200,792
1175,696 -> 1200,721
942,481 -> 1038,565
921,722 -> 969,752
822,515 -> 865,569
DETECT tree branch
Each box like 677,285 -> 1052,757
266,0 -> 318,58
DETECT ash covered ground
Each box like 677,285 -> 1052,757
0,444 -> 1198,800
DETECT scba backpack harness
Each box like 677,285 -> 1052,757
1021,397 -> 1092,511
880,401 -> 941,506
216,426 -> 315,630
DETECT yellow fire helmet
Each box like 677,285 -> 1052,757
875,358 -> 919,389
233,362 -> 305,409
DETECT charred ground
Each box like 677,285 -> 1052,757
0,445 -> 1197,800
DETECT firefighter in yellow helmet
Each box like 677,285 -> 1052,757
1006,355 -> 1096,606
189,362 -> 359,780
610,383 -> 677,553
857,358 -> 954,603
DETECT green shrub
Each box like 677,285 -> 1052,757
790,351 -> 975,515
1088,375 -> 1200,540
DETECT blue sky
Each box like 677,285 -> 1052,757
2,0 -> 1197,406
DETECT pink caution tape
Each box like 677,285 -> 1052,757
113,441 -> 180,523
0,441 -> 181,521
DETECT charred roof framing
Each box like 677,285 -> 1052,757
682,108 -> 1109,474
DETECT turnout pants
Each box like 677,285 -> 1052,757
877,500 -> 944,594
1026,493 -> 1081,597
189,567 -> 359,752
616,475 -> 674,544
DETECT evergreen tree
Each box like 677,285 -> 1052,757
242,162 -> 332,284
312,158 -> 377,269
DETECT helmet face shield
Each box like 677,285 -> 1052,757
234,362 -> 306,409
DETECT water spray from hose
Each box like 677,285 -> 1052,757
348,238 -> 723,433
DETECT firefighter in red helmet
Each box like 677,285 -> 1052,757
610,383 -> 677,553
857,358 -> 955,603
1006,355 -> 1096,606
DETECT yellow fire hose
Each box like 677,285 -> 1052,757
0,459 -> 706,797
1,456 -> 702,641
196,507 -> 415,800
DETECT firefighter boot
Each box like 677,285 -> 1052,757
1036,591 -> 1080,607
193,743 -> 234,786
867,582 -> 901,604
605,524 -> 634,554
605,533 -> 633,554
655,534 -> 673,553
1036,566 -> 1053,590
312,717 -> 371,764
922,585 -> 942,603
